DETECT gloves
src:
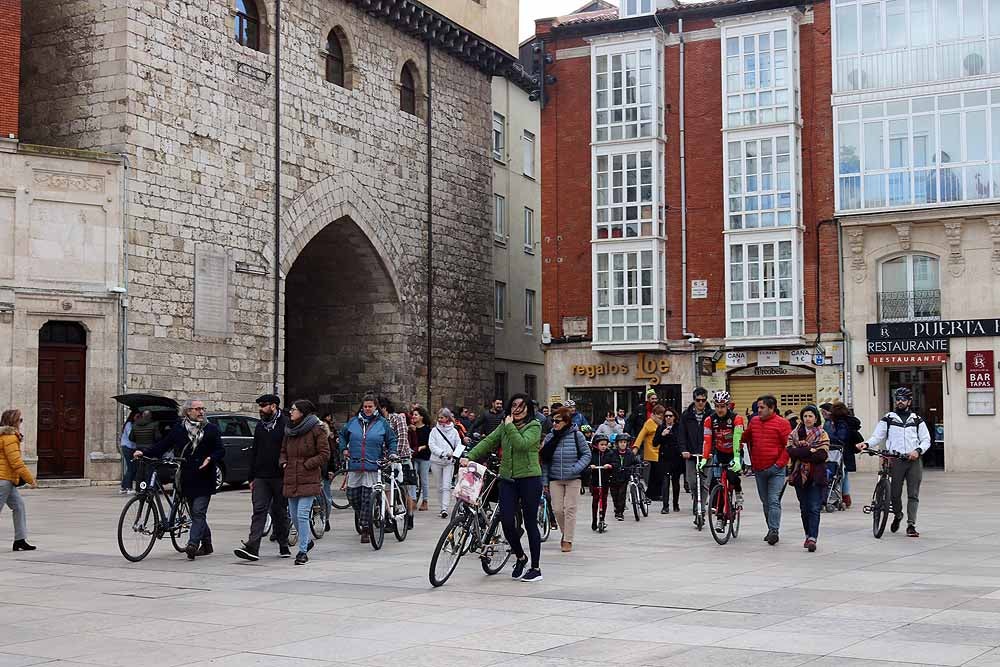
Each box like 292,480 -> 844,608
697,457 -> 707,471
729,457 -> 742,474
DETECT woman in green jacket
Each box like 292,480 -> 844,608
462,393 -> 543,582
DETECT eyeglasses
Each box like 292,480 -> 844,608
694,398 -> 707,402
191,407 -> 206,412
552,418 -> 563,424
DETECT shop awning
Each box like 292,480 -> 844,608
868,353 -> 949,366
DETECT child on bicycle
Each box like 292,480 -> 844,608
589,434 -> 614,531
609,433 -> 638,521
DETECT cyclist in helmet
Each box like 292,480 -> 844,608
565,400 -> 590,428
700,391 -> 745,517
609,432 -> 638,521
859,386 -> 930,537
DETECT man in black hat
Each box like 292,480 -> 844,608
234,394 -> 291,561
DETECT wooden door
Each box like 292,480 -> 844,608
37,332 -> 87,478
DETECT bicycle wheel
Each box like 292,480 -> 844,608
169,499 -> 191,553
730,505 -> 741,539
630,484 -> 641,522
429,513 -> 471,587
638,483 -> 649,517
288,521 -> 299,547
310,498 -> 326,539
708,485 -> 731,545
118,495 -> 160,562
392,487 -> 409,542
481,510 -> 512,575
538,500 -> 552,542
370,492 -> 385,551
330,469 -> 351,510
872,478 -> 890,539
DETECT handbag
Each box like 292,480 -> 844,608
401,461 -> 418,485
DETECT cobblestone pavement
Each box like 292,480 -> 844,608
1,471 -> 999,666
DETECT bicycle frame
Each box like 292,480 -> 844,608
140,462 -> 188,534
693,454 -> 706,519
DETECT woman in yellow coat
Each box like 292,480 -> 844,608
633,405 -> 665,501
0,408 -> 37,551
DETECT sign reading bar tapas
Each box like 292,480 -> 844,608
866,339 -> 950,354
867,318 -> 1000,341
868,353 -> 948,366
967,350 -> 995,389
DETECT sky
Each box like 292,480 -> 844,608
520,0 -> 618,41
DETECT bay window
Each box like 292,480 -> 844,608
728,239 -> 797,338
595,147 -> 665,239
834,0 -> 1000,92
593,42 -> 662,142
594,247 -> 664,344
726,134 -> 795,229
723,25 -> 794,128
836,90 -> 1000,211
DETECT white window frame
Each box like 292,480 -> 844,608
523,207 -> 535,253
591,36 -> 665,144
725,131 -> 797,230
494,194 -> 506,242
522,130 -> 535,178
524,289 -> 535,332
834,90 -> 1000,213
720,17 -> 799,130
495,281 -> 506,327
591,240 -> 667,350
832,0 -> 1000,93
725,231 -> 804,343
877,253 -> 942,321
620,0 -> 654,18
492,111 -> 505,162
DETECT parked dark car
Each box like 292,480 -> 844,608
112,394 -> 257,491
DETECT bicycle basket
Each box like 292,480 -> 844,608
454,462 -> 486,505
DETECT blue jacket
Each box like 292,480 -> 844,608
339,414 -> 397,472
140,419 -> 225,499
571,412 -> 590,428
541,426 -> 591,484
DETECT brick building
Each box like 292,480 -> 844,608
12,0 -> 519,481
535,0 -> 843,422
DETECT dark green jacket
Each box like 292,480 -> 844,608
466,420 -> 542,480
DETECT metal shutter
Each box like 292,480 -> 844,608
729,376 -> 817,417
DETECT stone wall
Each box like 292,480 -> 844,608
19,0 -> 495,418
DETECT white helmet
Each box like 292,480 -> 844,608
712,390 -> 731,405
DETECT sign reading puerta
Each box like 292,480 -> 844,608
866,318 -> 1000,366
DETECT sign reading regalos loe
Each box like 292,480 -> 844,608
572,353 -> 671,384
967,350 -> 995,389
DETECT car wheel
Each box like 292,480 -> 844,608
214,464 -> 225,492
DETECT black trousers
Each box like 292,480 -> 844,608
245,476 -> 290,553
646,461 -> 665,500
499,476 -> 543,569
610,482 -> 628,516
661,461 -> 684,509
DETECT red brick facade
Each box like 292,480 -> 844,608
0,0 -> 20,139
538,1 -> 839,343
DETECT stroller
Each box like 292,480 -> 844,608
824,441 -> 846,512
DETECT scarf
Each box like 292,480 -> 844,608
181,418 -> 206,459
285,413 -> 320,437
261,409 -> 282,432
541,424 -> 572,464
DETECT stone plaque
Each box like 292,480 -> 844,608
194,245 -> 230,337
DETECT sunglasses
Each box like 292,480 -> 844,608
552,418 -> 564,423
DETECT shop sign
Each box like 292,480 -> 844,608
572,361 -> 629,379
790,348 -> 813,365
731,364 -> 814,377
868,353 -> 948,366
867,318 -> 1000,341
691,280 -> 708,299
757,350 -> 780,366
866,339 -> 950,354
828,342 -> 845,365
571,353 -> 671,383
697,357 -> 716,376
967,350 -> 995,389
725,351 -> 747,368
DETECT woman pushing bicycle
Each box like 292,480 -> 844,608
460,393 -> 544,582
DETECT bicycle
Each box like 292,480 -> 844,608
862,448 -> 904,539
703,460 -> 742,545
117,457 -> 192,562
626,462 -> 649,522
692,454 -> 706,531
309,493 -> 328,539
537,489 -> 558,542
369,457 -> 409,550
429,454 -> 511,587
328,462 -> 351,510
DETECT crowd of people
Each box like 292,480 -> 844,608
0,384 -> 930,576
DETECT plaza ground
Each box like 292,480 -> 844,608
1,472 -> 999,666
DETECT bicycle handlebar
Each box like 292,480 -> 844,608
861,449 -> 906,459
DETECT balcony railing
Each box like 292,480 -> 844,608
835,39 -> 995,93
878,290 -> 942,322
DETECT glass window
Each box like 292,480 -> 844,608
495,282 -> 506,325
522,130 -> 535,177
886,0 -> 907,48
728,240 -> 796,338
523,208 -> 534,252
595,150 -> 657,238
879,255 -> 941,320
861,4 -> 882,53
727,135 -> 794,229
837,5 -> 859,55
492,112 -> 505,161
400,64 -> 417,115
494,194 -> 506,240
723,27 -> 792,128
235,0 -> 261,51
524,290 -> 535,331
940,0 -> 961,40
594,47 -> 656,141
325,30 -> 345,87
595,249 -> 657,343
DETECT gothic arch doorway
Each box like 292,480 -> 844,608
284,216 -> 409,415
37,321 -> 87,478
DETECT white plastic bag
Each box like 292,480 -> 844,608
454,462 -> 485,505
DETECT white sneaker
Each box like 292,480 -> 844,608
119,489 -> 128,496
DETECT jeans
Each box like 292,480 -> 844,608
412,459 -> 431,504
188,495 -> 212,547
795,483 -> 823,539
754,464 -> 786,533
0,480 -> 28,540
890,457 -> 922,525
245,476 -> 289,553
499,476 -> 543,569
549,478 -> 581,543
287,496 -> 313,554
432,462 -> 454,513
842,469 -> 851,495
121,447 -> 137,491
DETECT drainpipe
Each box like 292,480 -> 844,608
271,0 -> 282,396
425,40 -> 434,406
836,218 -> 853,405
118,152 -> 130,396
678,19 -> 693,343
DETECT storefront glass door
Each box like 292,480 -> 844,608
887,367 -> 944,469
568,385 -> 681,427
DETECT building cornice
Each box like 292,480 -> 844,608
838,203 -> 1000,227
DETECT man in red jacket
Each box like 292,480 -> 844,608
741,395 -> 791,546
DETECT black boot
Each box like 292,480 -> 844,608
12,539 -> 36,552
197,540 -> 213,556
406,514 -> 414,530
591,514 -> 598,531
